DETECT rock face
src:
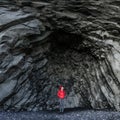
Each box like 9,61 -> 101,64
0,0 -> 120,111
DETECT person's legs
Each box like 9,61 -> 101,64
59,99 -> 62,112
61,99 -> 64,112
59,99 -> 65,112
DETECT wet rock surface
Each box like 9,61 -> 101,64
0,0 -> 120,111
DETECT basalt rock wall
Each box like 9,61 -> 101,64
0,0 -> 120,111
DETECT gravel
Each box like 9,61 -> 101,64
0,110 -> 120,120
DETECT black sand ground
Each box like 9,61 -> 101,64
0,109 -> 120,120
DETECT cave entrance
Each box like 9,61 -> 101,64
44,30 -> 94,109
30,29 -> 111,110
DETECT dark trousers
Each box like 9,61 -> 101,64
59,99 -> 64,112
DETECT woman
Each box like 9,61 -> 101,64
57,86 -> 66,112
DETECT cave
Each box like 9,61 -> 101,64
0,0 -> 120,112
22,30 -> 112,111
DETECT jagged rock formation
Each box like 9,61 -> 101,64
0,0 -> 120,111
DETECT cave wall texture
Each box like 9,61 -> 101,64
0,0 -> 120,111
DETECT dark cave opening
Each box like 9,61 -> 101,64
21,30 -> 111,111
34,29 -> 113,111
48,30 -> 98,60
46,30 -> 96,61
41,30 -> 98,109
49,30 -> 83,51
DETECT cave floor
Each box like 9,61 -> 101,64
0,109 -> 119,120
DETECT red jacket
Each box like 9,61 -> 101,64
57,89 -> 66,99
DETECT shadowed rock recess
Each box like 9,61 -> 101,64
0,0 -> 120,111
